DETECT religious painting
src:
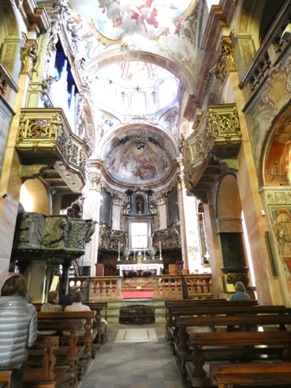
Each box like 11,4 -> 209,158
264,110 -> 291,185
104,135 -> 172,184
269,206 -> 291,258
94,0 -> 195,41
96,110 -> 119,139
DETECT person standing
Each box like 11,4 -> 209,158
0,274 -> 37,388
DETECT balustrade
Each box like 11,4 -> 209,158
86,274 -> 212,302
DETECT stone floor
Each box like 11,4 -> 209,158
78,321 -> 189,388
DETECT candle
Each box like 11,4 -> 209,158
118,241 -> 120,254
159,241 -> 161,250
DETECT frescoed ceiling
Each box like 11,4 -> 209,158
68,0 -> 206,189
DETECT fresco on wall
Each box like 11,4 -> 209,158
96,110 -> 120,140
94,0 -> 194,40
104,137 -> 172,184
271,206 -> 291,257
270,206 -> 291,277
264,114 -> 291,185
69,0 -> 202,69
159,107 -> 179,139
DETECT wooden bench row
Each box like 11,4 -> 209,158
22,310 -> 100,387
164,299 -> 291,387
210,362 -> 291,388
0,371 -> 11,388
33,301 -> 108,345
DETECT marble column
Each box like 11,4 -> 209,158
82,162 -> 103,276
176,160 -> 203,272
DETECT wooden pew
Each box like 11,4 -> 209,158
165,300 -> 258,331
37,313 -> 87,386
0,371 -> 11,388
23,336 -> 68,387
210,362 -> 291,387
165,305 -> 291,381
185,331 -> 291,387
166,303 -> 290,345
175,313 -> 291,351
84,302 -> 108,345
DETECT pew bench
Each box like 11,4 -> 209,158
166,304 -> 291,343
84,302 -> 108,345
185,331 -> 291,387
210,362 -> 291,387
23,336 -> 68,388
0,371 -> 11,388
174,313 -> 291,351
164,299 -> 257,330
37,313 -> 87,386
170,313 -> 291,380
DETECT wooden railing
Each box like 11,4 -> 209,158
87,274 -> 212,301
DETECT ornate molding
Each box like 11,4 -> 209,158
16,108 -> 89,185
12,212 -> 96,260
210,36 -> 236,81
183,104 -> 241,202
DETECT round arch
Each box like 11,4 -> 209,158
86,49 -> 197,95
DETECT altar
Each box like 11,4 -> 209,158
117,263 -> 163,276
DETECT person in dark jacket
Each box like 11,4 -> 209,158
59,285 -> 78,305
0,274 -> 37,387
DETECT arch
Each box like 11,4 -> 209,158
20,179 -> 51,215
262,105 -> 291,187
86,49 -> 197,95
216,174 -> 241,220
98,122 -> 178,160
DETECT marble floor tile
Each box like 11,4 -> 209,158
78,322 -> 190,388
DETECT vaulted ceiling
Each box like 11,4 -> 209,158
68,0 -> 208,190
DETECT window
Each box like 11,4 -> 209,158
129,221 -> 150,250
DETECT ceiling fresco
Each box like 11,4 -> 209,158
70,0 -> 196,41
100,126 -> 176,186
68,0 -> 205,189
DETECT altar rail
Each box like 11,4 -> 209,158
86,274 -> 212,302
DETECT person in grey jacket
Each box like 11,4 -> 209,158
0,274 -> 37,387
229,281 -> 251,301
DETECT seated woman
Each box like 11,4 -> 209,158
64,291 -> 91,336
41,291 -> 63,312
39,291 -> 63,335
229,281 -> 251,301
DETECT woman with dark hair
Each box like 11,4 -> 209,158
0,274 -> 37,387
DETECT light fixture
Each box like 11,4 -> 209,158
137,141 -> 145,150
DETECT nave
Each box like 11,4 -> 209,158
79,321 -> 187,388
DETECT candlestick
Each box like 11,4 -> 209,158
117,241 -> 120,261
159,241 -> 162,261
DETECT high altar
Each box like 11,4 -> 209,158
117,263 -> 163,276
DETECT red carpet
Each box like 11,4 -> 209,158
122,289 -> 154,299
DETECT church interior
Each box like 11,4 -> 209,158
1,0 -> 291,304
1,0 -> 291,385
